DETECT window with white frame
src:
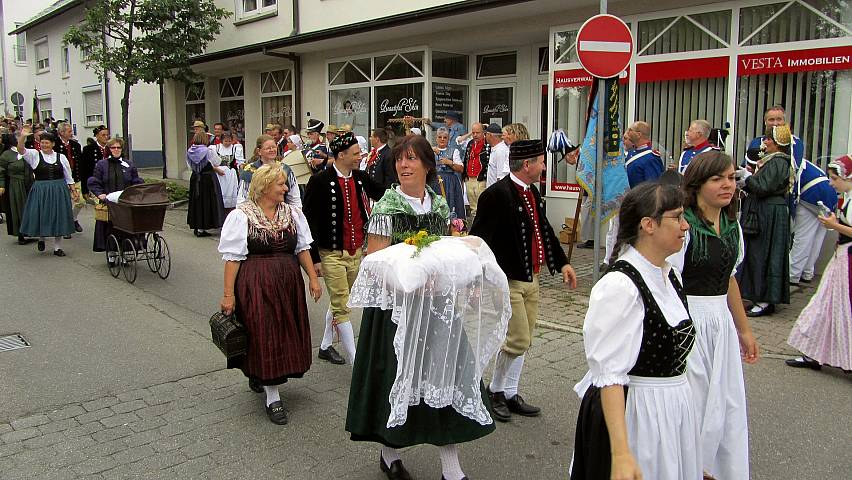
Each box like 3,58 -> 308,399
35,38 -> 49,72
61,46 -> 71,77
81,46 -> 93,62
237,0 -> 276,19
14,27 -> 26,64
185,82 -> 206,149
219,76 -> 245,142
476,52 -> 516,79
260,69 -> 294,131
39,98 -> 52,120
83,89 -> 104,125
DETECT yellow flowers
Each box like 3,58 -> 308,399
401,230 -> 440,256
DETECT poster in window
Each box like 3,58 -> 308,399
329,88 -> 370,138
431,83 -> 466,124
478,87 -> 512,127
262,96 -> 294,131
220,100 -> 245,143
375,83 -> 423,137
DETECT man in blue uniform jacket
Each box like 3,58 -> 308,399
678,119 -> 719,174
743,106 -> 804,171
624,121 -> 664,188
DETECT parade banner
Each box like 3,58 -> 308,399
575,78 -> 629,224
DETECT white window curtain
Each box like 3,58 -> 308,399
84,90 -> 103,124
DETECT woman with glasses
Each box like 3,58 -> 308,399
87,138 -> 143,252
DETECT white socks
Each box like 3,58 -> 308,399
53,236 -> 63,251
381,446 -> 401,466
320,308 -> 334,350
504,354 -> 526,399
439,444 -> 466,480
263,385 -> 280,406
490,350 -> 513,393
750,302 -> 769,312
337,321 -> 356,364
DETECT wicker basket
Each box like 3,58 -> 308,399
94,203 -> 110,222
209,312 -> 248,359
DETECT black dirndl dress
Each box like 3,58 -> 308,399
187,163 -> 225,230
19,153 -> 75,238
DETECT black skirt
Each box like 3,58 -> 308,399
187,164 -> 225,230
571,385 -> 630,480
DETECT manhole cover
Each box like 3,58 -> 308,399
0,334 -> 30,352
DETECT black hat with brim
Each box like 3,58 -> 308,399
510,139 -> 546,161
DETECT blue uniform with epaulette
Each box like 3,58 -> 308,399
678,141 -> 719,174
789,156 -> 837,283
625,144 -> 665,188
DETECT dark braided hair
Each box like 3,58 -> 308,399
609,181 -> 684,265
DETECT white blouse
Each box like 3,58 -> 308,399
211,143 -> 245,166
21,149 -> 74,185
367,186 -> 434,236
574,246 -> 691,398
668,227 -> 745,279
218,205 -> 313,262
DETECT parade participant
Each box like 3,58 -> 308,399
571,181 -> 698,480
219,163 -> 321,425
303,132 -> 385,365
346,134 -> 500,480
460,123 -> 490,219
470,139 -> 577,421
325,125 -> 339,146
304,119 -> 331,173
426,111 -> 465,152
87,138 -> 144,252
57,123 -> 84,233
786,154 -> 852,373
211,122 -> 226,145
211,130 -> 245,170
270,124 -> 287,157
678,119 -> 719,174
789,157 -> 836,285
24,124 -> 44,150
431,127 -> 465,219
0,133 -> 34,244
485,123 -> 509,188
80,125 -> 110,204
16,127 -> 77,256
191,120 -> 214,143
738,124 -> 793,317
366,128 -> 396,190
743,106 -> 805,171
238,135 -> 302,208
209,131 -> 241,211
282,134 -> 312,187
186,132 -> 225,237
672,151 -> 759,480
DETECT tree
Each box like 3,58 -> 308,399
64,0 -> 230,143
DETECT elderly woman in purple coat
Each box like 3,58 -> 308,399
87,137 -> 143,252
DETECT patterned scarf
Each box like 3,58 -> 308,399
684,206 -> 739,263
238,200 -> 295,244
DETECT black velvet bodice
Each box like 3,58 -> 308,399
681,233 -> 738,296
247,228 -> 296,255
33,154 -> 65,181
608,261 -> 695,378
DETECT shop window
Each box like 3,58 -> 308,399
740,0 -> 852,47
375,83 -> 423,136
432,51 -> 468,80
553,30 -> 579,65
478,87 -> 513,126
329,88 -> 370,138
220,76 -> 245,143
38,98 -> 52,121
261,69 -> 294,130
328,58 -> 371,85
432,83 -> 467,125
375,52 -> 424,81
83,90 -> 103,125
476,52 -> 516,79
260,69 -> 292,94
35,38 -> 49,73
639,13 -> 729,56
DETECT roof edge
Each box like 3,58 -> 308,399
9,0 -> 84,36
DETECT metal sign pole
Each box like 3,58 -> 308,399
592,0 -> 607,283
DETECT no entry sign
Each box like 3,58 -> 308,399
576,14 -> 634,78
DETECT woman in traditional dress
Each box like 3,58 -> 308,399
237,135 -> 301,208
738,124 -> 793,317
218,163 -> 322,425
0,133 -> 34,244
209,130 -> 242,212
672,152 -> 759,480
346,134 -> 500,480
571,182 -> 699,480
786,154 -> 852,373
87,137 -> 143,252
186,131 -> 225,237
430,127 -> 465,220
16,126 -> 78,256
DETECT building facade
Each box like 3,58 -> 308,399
0,0 -> 54,117
147,1 -> 846,226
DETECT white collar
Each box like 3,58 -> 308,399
333,164 -> 352,179
620,246 -> 673,282
509,173 -> 529,190
376,144 -> 386,152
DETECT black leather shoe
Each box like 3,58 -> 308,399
785,356 -> 821,370
37,240 -> 45,251
576,240 -> 595,249
746,303 -> 775,317
248,378 -> 263,393
265,400 -> 288,425
505,394 -> 541,417
17,235 -> 27,245
63,235 -> 72,239
318,346 -> 345,365
486,388 -> 511,422
379,453 -> 412,480
74,221 -> 83,233
53,249 -> 66,257
801,277 -> 813,284
196,230 -> 212,237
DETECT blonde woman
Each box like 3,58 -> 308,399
219,163 -> 322,425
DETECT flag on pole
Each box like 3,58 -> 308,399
31,90 -> 40,124
575,78 -> 628,225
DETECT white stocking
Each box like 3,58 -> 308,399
336,321 -> 356,364
53,237 -> 63,251
503,354 -> 526,399
263,385 -> 280,407
489,350 -> 513,393
320,308 -> 334,350
438,444 -> 465,480
381,446 -> 401,466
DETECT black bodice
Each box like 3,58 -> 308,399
607,261 -> 695,378
33,154 -> 66,181
247,228 -> 296,255
681,233 -> 737,296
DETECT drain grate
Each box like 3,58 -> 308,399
0,334 -> 30,352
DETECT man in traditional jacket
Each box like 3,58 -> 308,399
470,139 -> 577,421
677,119 -> 718,174
304,132 -> 385,365
461,122 -> 490,219
57,122 -> 85,233
365,128 -> 396,190
80,124 -> 109,203
304,119 -> 331,174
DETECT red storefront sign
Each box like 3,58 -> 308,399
738,46 -> 852,76
554,69 -> 628,88
635,57 -> 728,82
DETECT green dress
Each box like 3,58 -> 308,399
0,149 -> 34,237
345,186 -> 496,448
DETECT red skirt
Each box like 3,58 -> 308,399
230,253 -> 312,385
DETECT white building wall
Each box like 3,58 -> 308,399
0,0 -> 54,116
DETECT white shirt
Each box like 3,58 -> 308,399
574,246 -> 690,398
211,143 -> 245,166
436,148 -> 462,166
20,148 -> 74,185
367,186 -> 435,236
486,141 -> 510,187
218,206 -> 313,262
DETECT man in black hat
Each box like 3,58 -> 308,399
304,118 -> 331,174
303,132 -> 385,366
469,139 -> 577,422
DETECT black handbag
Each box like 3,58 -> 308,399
740,201 -> 761,236
209,311 -> 248,358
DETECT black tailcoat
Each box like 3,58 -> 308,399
80,142 -> 107,195
366,144 -> 397,190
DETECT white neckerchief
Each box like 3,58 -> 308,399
396,186 -> 431,214
333,164 -> 352,179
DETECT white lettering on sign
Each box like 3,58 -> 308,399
379,98 -> 420,114
331,99 -> 368,115
788,55 -> 850,67
740,56 -> 783,71
482,104 -> 509,114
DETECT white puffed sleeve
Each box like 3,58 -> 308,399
58,154 -> 74,184
452,149 -> 463,165
290,206 -> 313,253
234,144 -> 246,166
218,209 -> 248,261
574,272 -> 644,397
284,168 -> 302,208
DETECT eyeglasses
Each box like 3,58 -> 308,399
109,146 -> 123,150
660,213 -> 687,223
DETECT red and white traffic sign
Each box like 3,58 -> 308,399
576,14 -> 634,78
